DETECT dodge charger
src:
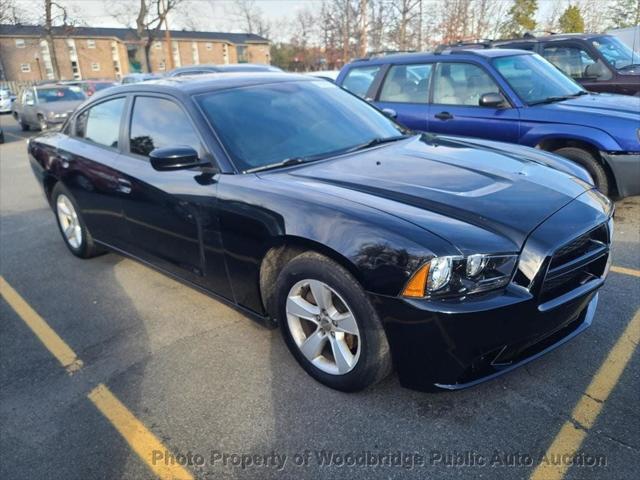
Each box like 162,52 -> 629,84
27,73 -> 613,392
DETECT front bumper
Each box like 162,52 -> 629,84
372,190 -> 613,391
601,152 -> 640,198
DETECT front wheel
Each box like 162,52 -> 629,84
275,251 -> 392,392
553,147 -> 610,196
38,115 -> 48,131
51,183 -> 104,258
15,113 -> 29,131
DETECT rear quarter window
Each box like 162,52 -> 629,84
340,65 -> 381,98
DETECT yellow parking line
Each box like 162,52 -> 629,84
89,384 -> 194,480
0,276 -> 83,373
530,309 -> 640,480
611,265 -> 640,278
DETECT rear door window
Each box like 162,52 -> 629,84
341,65 -> 381,98
379,64 -> 432,103
75,97 -> 126,148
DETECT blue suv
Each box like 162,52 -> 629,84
336,49 -> 640,197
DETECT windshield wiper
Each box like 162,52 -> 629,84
345,134 -> 412,153
244,157 -> 313,173
528,91 -> 588,105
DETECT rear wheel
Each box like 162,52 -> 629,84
51,183 -> 103,258
275,251 -> 392,392
553,147 -> 610,196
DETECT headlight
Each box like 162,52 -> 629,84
402,254 -> 518,298
49,112 -> 67,119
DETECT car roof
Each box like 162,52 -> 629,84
496,33 -> 606,44
96,72 -> 316,97
349,48 -> 532,66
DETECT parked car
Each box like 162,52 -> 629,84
64,80 -> 117,97
27,73 -> 613,392
120,73 -> 162,84
1,88 -> 17,113
304,70 -> 341,82
166,63 -> 282,77
13,84 -> 86,131
447,34 -> 640,96
337,49 -> 640,197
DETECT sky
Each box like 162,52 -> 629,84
11,0 -> 593,42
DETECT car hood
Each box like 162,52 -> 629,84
38,100 -> 82,115
263,136 -> 591,251
539,93 -> 640,122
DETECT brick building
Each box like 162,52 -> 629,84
0,25 -> 271,81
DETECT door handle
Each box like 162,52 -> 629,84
116,178 -> 132,194
435,111 -> 454,121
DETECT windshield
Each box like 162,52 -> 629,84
197,80 -> 405,171
592,35 -> 639,70
492,54 -> 585,105
37,86 -> 85,103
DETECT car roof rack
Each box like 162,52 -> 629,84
435,40 -> 495,53
353,50 -> 418,61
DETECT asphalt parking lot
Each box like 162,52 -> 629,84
1,112 -> 638,480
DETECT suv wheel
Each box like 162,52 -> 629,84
553,147 -> 610,196
38,114 -> 48,131
15,113 -> 29,131
275,251 -> 392,392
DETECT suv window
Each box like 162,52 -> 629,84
542,45 -> 610,80
433,63 -> 500,106
75,97 -> 125,148
129,96 -> 202,157
379,64 -> 432,103
341,65 -> 380,98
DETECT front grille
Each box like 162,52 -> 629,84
541,223 -> 610,301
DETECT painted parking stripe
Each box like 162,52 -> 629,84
0,276 -> 83,373
611,265 -> 640,278
89,384 -> 194,480
530,309 -> 640,480
0,276 -> 194,479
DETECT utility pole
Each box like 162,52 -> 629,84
162,0 -> 174,70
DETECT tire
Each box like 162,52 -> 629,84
553,147 -> 610,196
275,251 -> 392,392
51,183 -> 104,258
37,114 -> 48,131
15,113 -> 29,131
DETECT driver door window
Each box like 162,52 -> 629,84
433,63 -> 501,106
129,97 -> 203,158
542,45 -> 611,80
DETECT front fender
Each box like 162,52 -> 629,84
519,123 -> 622,152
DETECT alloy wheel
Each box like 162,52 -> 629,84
286,279 -> 361,375
56,194 -> 82,249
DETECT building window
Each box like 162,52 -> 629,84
87,39 -> 96,48
206,43 -> 213,51
158,61 -> 166,71
191,41 -> 199,64
15,39 -> 25,48
20,63 -> 31,72
154,41 -> 162,50
237,45 -> 248,63
91,62 -> 100,71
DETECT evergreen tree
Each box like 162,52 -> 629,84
501,0 -> 538,38
559,5 -> 585,33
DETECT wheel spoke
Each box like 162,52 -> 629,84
64,224 -> 75,239
308,280 -> 332,310
329,335 -> 354,374
299,329 -> 327,361
286,295 -> 320,322
58,202 -> 71,216
330,311 -> 359,336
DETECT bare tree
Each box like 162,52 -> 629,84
0,0 -> 30,24
134,0 -> 185,73
388,0 -> 421,51
43,0 -> 74,79
231,0 -> 271,37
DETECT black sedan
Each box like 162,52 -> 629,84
27,73 -> 613,392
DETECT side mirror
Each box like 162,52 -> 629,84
149,146 -> 205,171
382,108 -> 398,119
479,92 -> 507,108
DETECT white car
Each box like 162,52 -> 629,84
0,89 -> 15,113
